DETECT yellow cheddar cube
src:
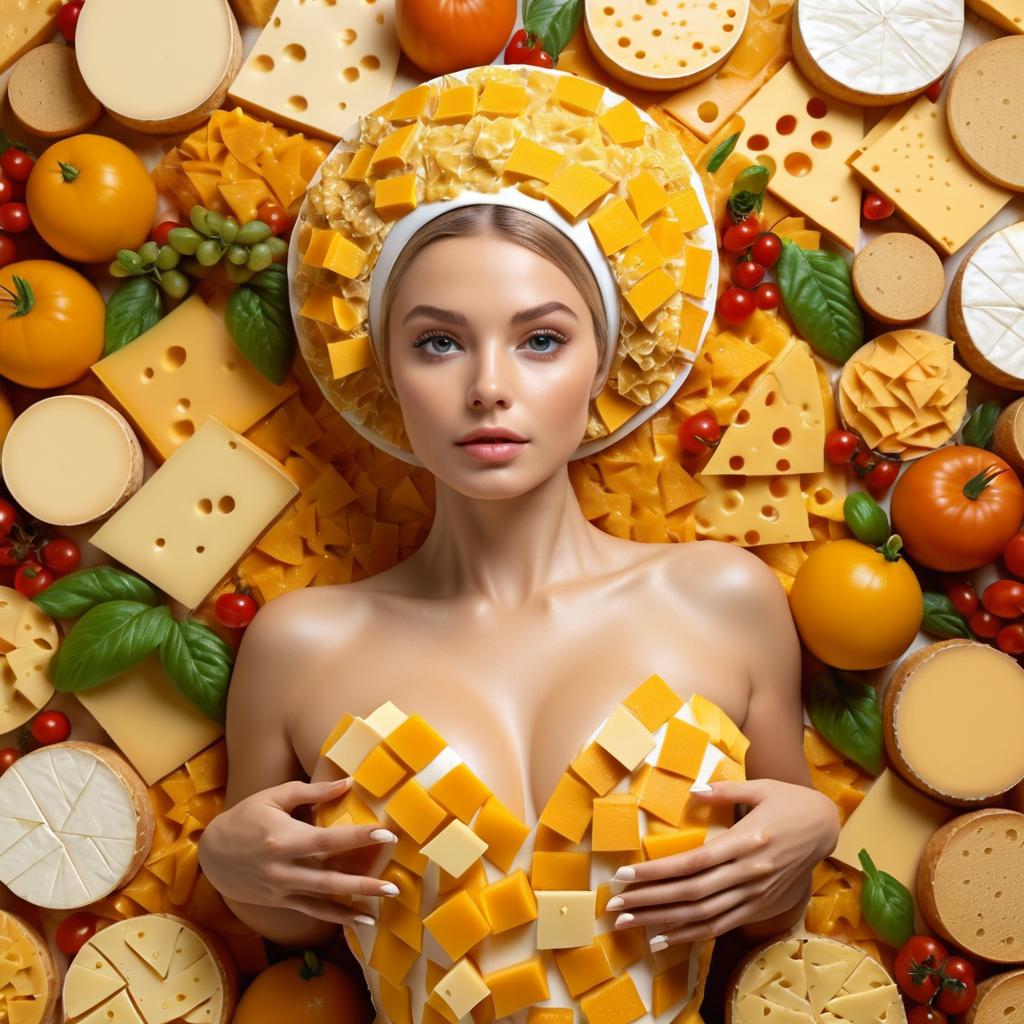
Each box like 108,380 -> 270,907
375,173 -> 418,220
588,197 -> 644,256
472,795 -> 530,872
352,743 -> 408,797
341,144 -> 374,182
620,234 -> 665,282
299,287 -> 336,326
642,824 -> 707,860
302,227 -> 335,270
319,232 -> 367,279
624,268 -> 676,323
369,926 -> 419,988
709,753 -> 744,783
392,829 -> 429,875
639,767 -> 690,826
623,675 -> 683,731
594,705 -> 657,771
538,772 -> 594,843
553,75 -> 605,115
528,1011 -> 574,1024
535,823 -> 576,852
689,693 -> 722,745
649,214 -> 685,260
677,299 -> 709,352
434,957 -> 490,1020
433,84 -> 477,125
680,246 -> 713,298
343,925 -> 364,962
429,763 -> 491,823
483,958 -> 549,1018
592,794 -> 640,852
471,996 -> 496,1024
571,741 -> 628,796
329,788 -> 376,826
595,385 -> 641,433
380,896 -> 423,952
531,850 -> 591,890
658,718 -> 709,780
327,335 -> 372,381
479,81 -> 527,118
369,123 -> 419,175
386,714 -> 447,771
319,712 -> 353,758
597,100 -> 645,147
378,976 -> 413,1024
420,818 -> 488,878
595,927 -> 645,972
553,941 -> 614,998
667,188 -> 707,232
382,861 -> 421,914
627,171 -> 669,224
479,868 -> 538,933
544,164 -> 614,221
424,889 -> 491,960
438,856 -> 489,898
388,84 -> 431,122
331,296 -> 359,331
385,779 -> 448,843
579,973 -> 647,1024
503,137 -> 566,183
652,965 -> 690,1014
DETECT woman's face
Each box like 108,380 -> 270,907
387,231 -> 603,498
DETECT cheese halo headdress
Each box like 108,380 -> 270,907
289,64 -> 718,467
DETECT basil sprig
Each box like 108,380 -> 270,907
159,620 -> 232,724
523,0 -> 582,59
33,566 -> 160,618
727,164 -> 769,222
859,848 -> 915,948
961,400 -> 1002,449
225,263 -> 294,384
807,667 -> 882,775
706,132 -> 739,173
922,591 -> 974,640
104,277 -> 164,355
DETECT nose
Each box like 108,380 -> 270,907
466,338 -> 515,410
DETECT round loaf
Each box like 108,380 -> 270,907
852,233 -> 945,325
991,397 -> 1024,476
964,969 -> 1024,1024
7,42 -> 102,139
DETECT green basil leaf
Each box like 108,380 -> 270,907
731,164 -> 769,197
158,619 -> 233,724
807,668 -> 882,775
523,0 -> 583,59
104,277 -> 164,355
706,132 -> 739,173
52,602 -> 173,692
842,493 -> 890,547
922,591 -> 974,640
32,566 -> 160,618
776,240 -> 865,362
961,400 -> 1002,449
226,265 -> 294,385
858,848 -> 915,948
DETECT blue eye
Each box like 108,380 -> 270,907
412,333 -> 459,356
410,329 -> 569,361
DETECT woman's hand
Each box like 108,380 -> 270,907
603,778 -> 841,949
198,777 -> 400,927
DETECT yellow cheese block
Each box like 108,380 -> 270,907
0,0 -> 62,74
967,0 -> 1024,32
692,472 -> 814,547
0,913 -> 56,1024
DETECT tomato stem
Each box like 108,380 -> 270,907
0,276 -> 35,318
963,464 -> 1005,499
299,949 -> 324,980
58,161 -> 80,182
879,535 -> 904,561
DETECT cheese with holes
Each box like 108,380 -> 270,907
0,743 -> 153,909
0,0 -> 63,75
701,340 -> 823,476
0,912 -> 58,1024
227,0 -> 400,139
692,473 -> 813,547
90,417 -> 299,609
0,587 -> 58,735
735,63 -> 864,250
967,0 -> 1024,32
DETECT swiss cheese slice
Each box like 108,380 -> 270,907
0,913 -> 57,1024
692,473 -> 814,547
0,587 -> 57,734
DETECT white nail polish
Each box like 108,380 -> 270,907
606,878 -> 630,895
613,866 -> 636,882
649,934 -> 669,952
370,828 -> 397,843
604,895 -> 625,911
354,914 -> 376,926
690,782 -> 713,794
616,913 -> 635,926
379,882 -> 400,895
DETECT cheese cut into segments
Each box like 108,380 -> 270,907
837,330 -> 970,459
0,586 -> 58,735
967,0 -> 1024,32
0,0 -> 62,75
91,296 -> 295,463
948,222 -> 1024,390
882,640 -> 1024,805
850,96 -> 1013,256
90,417 -> 299,610
851,233 -> 945,327
65,913 -> 237,1024
700,339 -> 824,476
692,472 -> 814,547
0,912 -> 59,1024
917,807 -> 1024,965
583,0 -> 750,91
946,37 -> 1024,193
964,969 -> 1024,1024
734,63 -> 864,251
793,0 -> 963,107
228,0 -> 400,140
74,0 -> 241,134
1,395 -> 143,527
0,742 -> 154,910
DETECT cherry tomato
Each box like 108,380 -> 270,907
716,286 -> 755,326
852,447 -> 875,472
982,578 -> 1024,618
0,177 -> 13,207
677,410 -> 721,455
150,220 -> 181,247
40,537 -> 80,576
944,580 -> 979,618
750,232 -> 782,269
215,590 -> 258,629
256,201 -> 293,237
935,956 -> 976,1016
996,622 -> 1024,655
908,1008 -> 947,1024
866,457 -> 900,495
732,260 -> 765,289
0,748 -> 18,772
753,282 -> 780,310
56,0 -> 85,44
504,27 -> 555,67
56,912 -> 100,956
722,216 -> 761,253
824,430 -> 858,464
0,149 -> 34,183
14,562 -> 53,598
31,710 -> 71,745
863,192 -> 895,221
0,234 -> 15,269
969,608 -> 1002,639
0,203 -> 29,234
1003,532 -> 1024,578
924,78 -> 944,103
894,935 -> 948,1002
0,500 -> 17,539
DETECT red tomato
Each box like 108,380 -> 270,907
996,622 -> 1024,655
944,580 -> 979,617
56,0 -> 85,43
0,234 -> 15,269
825,430 -> 859,464
863,192 -> 895,221
0,149 -> 34,183
504,28 -> 555,68
215,591 -> 258,629
750,232 -> 781,269
0,748 -> 18,772
853,447 -> 875,471
0,541 -> 23,567
256,201 -> 293,237
924,78 -> 944,103
935,957 -> 976,1016
866,458 -> 900,496
908,1007 -> 947,1024
150,220 -> 180,246
983,578 -> 1024,618
716,286 -> 755,326
56,912 -> 99,956
732,260 -> 765,289
0,177 -> 13,207
0,203 -> 29,233
894,934 -> 948,1002
722,217 -> 760,253
1003,532 -> 1024,577
40,537 -> 81,576
0,500 -> 17,538
14,562 -> 53,598
31,710 -> 71,745
969,608 -> 1002,639
677,410 -> 721,455
753,281 -> 780,310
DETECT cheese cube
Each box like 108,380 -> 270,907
326,717 -> 385,775
378,976 -> 412,1024
433,958 -> 490,1019
392,830 -> 429,876
352,744 -> 408,797
623,675 -> 683,731
545,164 -> 614,221
438,856 -> 488,899
595,386 -> 642,433
380,897 -> 423,952
570,741 -> 628,796
649,214 -> 685,259
709,754 -> 744,783
342,144 -> 375,182
624,268 -> 676,322
428,763 -> 491,823
369,926 -> 419,988
478,81 -> 526,118
531,850 -> 591,890
595,928 -> 646,972
324,233 -> 368,278
642,825 -> 707,860
652,963 -> 690,1015
592,794 -> 641,852
689,694 -> 723,744
588,197 -> 644,256
385,779 -> 448,843
478,869 -> 538,933
503,138 -> 566,183
529,1011 -> 574,1024
667,189 -> 707,232
553,940 -> 615,998
598,101 -> 645,147
472,795 -> 530,872
375,173 -> 418,220
327,336 -> 372,380
553,75 -> 605,115
579,973 -> 647,1024
386,714 -> 447,771
536,890 -> 597,949
364,700 -> 407,737
638,767 -> 690,826
620,235 -> 665,282
483,958 -> 550,1018
433,84 -> 477,125
388,84 -> 431,122
627,171 -> 670,224
381,861 -> 421,914
420,818 -> 488,878
680,246 -> 713,298
538,772 -> 594,842
89,418 -> 298,609
369,123 -> 419,174
594,705 -> 657,770
423,889 -> 491,960
657,718 -> 709,779
678,299 -> 709,352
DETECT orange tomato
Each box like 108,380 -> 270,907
891,446 -> 1024,571
0,260 -> 104,388
395,0 -> 516,74
26,134 -> 157,263
789,538 -> 922,670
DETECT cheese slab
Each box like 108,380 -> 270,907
0,587 -> 58,734
0,912 -> 58,1024
967,0 -> 1024,32
692,473 -> 814,547
0,0 -> 62,75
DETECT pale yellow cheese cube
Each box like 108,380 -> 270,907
419,818 -> 488,878
325,718 -> 385,775
594,705 -> 657,770
536,890 -> 597,950
433,958 -> 490,1019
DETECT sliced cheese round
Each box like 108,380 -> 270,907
0,742 -> 154,909
794,0 -> 964,106
851,233 -> 945,326
949,222 -> 1024,390
918,808 -> 1024,965
965,968 -> 1024,1024
0,912 -> 58,1024
65,913 -> 237,1024
0,587 -> 57,734
1,395 -> 144,527
74,0 -> 242,134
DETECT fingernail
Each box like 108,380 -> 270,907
370,829 -> 398,843
613,866 -> 636,882
604,895 -> 625,911
690,782 -> 713,795
650,934 -> 669,952
332,778 -> 353,788
354,914 -> 376,926
379,882 -> 400,895
615,913 -> 635,927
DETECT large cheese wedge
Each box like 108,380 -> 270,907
0,587 -> 58,734
65,913 -> 238,1024
701,339 -> 824,476
883,640 -> 1024,806
948,222 -> 1024,390
0,742 -> 154,909
692,473 -> 814,547
964,968 -> 1024,1024
74,0 -> 242,134
0,912 -> 58,1024
917,808 -> 1024,965
793,0 -> 963,107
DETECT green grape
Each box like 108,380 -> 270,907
167,227 -> 202,255
196,239 -> 224,267
204,210 -> 225,235
246,242 -> 272,272
159,270 -> 190,299
265,236 -> 288,259
235,220 -> 272,245
219,217 -> 239,244
189,205 -> 211,234
154,245 -> 180,271
225,261 -> 254,284
138,241 -> 160,265
226,244 -> 249,266
116,249 -> 144,275
109,262 -> 132,278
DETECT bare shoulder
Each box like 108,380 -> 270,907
658,538 -> 787,611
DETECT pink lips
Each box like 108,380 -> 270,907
457,439 -> 527,462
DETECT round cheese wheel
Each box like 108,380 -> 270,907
948,222 -> 1024,390
2,395 -> 144,527
64,913 -> 238,1024
793,0 -> 963,106
851,233 -> 945,326
0,912 -> 58,1024
0,587 -> 57,734
918,808 -> 1024,964
965,969 -> 1024,1024
0,742 -> 154,909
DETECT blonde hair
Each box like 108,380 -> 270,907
374,204 -> 611,399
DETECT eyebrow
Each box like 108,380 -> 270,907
402,301 -> 579,326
